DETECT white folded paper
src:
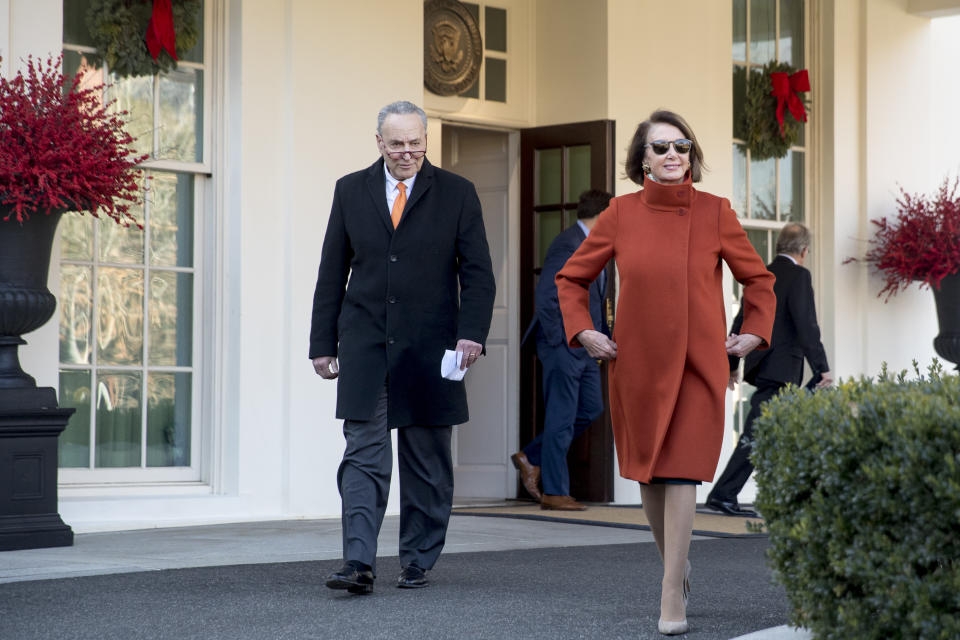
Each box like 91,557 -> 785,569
440,349 -> 467,381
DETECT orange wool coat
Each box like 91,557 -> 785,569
556,178 -> 776,483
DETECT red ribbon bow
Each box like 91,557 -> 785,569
145,0 -> 178,62
769,69 -> 809,137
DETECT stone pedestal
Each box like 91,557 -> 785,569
0,387 -> 74,551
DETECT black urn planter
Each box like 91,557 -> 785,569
933,272 -> 960,369
0,208 -> 75,551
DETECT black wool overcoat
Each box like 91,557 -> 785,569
729,255 -> 829,385
309,158 -> 496,427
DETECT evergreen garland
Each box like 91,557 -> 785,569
734,61 -> 808,161
86,0 -> 202,78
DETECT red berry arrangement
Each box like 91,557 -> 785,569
863,177 -> 960,300
0,55 -> 147,225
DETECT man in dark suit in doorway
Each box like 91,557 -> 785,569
511,189 -> 613,511
310,101 -> 496,593
707,222 -> 833,516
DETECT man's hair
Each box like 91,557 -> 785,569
377,101 -> 427,135
775,223 -> 811,255
577,189 -> 614,219
624,109 -> 706,186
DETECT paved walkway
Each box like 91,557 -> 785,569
0,513 -> 809,639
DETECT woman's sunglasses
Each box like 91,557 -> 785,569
644,139 -> 693,155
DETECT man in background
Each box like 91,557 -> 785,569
707,223 -> 833,516
512,189 -> 613,511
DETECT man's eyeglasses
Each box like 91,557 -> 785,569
384,149 -> 426,159
644,139 -> 693,155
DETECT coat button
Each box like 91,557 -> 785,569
678,208 -> 687,216
388,337 -> 395,345
389,254 -> 398,262
676,192 -> 683,199
387,296 -> 397,304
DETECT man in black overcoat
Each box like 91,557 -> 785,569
309,101 -> 495,593
707,223 -> 833,516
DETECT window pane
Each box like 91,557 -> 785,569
536,149 -> 561,206
95,371 -> 142,467
484,57 -> 506,102
566,145 -> 591,203
150,172 -> 195,267
733,0 -> 747,62
485,6 -> 507,52
780,0 -> 805,67
537,210 -> 562,268
750,0 -> 776,64
63,0 -> 94,47
158,68 -> 203,162
60,265 -> 94,365
179,0 -> 205,63
747,228 -> 771,263
563,208 -> 579,228
59,370 -> 92,467
107,74 -> 155,158
732,144 -> 747,217
149,271 -> 193,367
147,372 -> 191,467
99,216 -> 145,264
750,156 -> 777,220
60,213 -> 93,261
780,150 -> 805,223
460,77 -> 479,99
733,65 -> 747,137
97,267 -> 144,365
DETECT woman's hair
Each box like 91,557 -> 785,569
624,110 -> 706,185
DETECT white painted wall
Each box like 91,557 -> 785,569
824,0 -> 940,382
534,0 -> 607,126
8,0 -> 63,391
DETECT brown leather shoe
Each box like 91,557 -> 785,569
510,452 -> 542,501
541,494 -> 587,511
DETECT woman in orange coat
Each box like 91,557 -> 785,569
556,110 -> 775,636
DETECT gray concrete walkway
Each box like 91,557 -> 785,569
0,513 -> 806,639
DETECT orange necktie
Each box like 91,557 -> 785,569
391,182 -> 406,228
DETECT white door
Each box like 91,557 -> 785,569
442,125 -> 518,499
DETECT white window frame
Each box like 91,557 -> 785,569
58,0 -> 215,486
731,0 -> 813,434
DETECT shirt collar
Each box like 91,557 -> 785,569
777,253 -> 798,265
576,219 -> 590,237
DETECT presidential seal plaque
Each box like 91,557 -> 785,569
424,0 -> 483,96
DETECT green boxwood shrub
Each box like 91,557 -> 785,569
753,362 -> 960,639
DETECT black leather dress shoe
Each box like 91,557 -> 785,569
397,564 -> 429,588
325,562 -> 374,594
705,496 -> 758,517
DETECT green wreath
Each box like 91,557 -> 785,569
86,0 -> 202,78
734,61 -> 808,161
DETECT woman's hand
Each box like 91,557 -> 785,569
725,333 -> 763,358
577,329 -> 618,360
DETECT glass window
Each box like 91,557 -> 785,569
485,57 -> 506,103
485,6 -> 507,52
449,3 -> 508,105
730,0 -> 809,423
59,2 -> 205,478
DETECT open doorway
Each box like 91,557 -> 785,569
443,124 -> 519,501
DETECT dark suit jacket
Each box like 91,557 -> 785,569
533,224 -> 607,358
730,255 -> 829,386
309,158 -> 496,427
